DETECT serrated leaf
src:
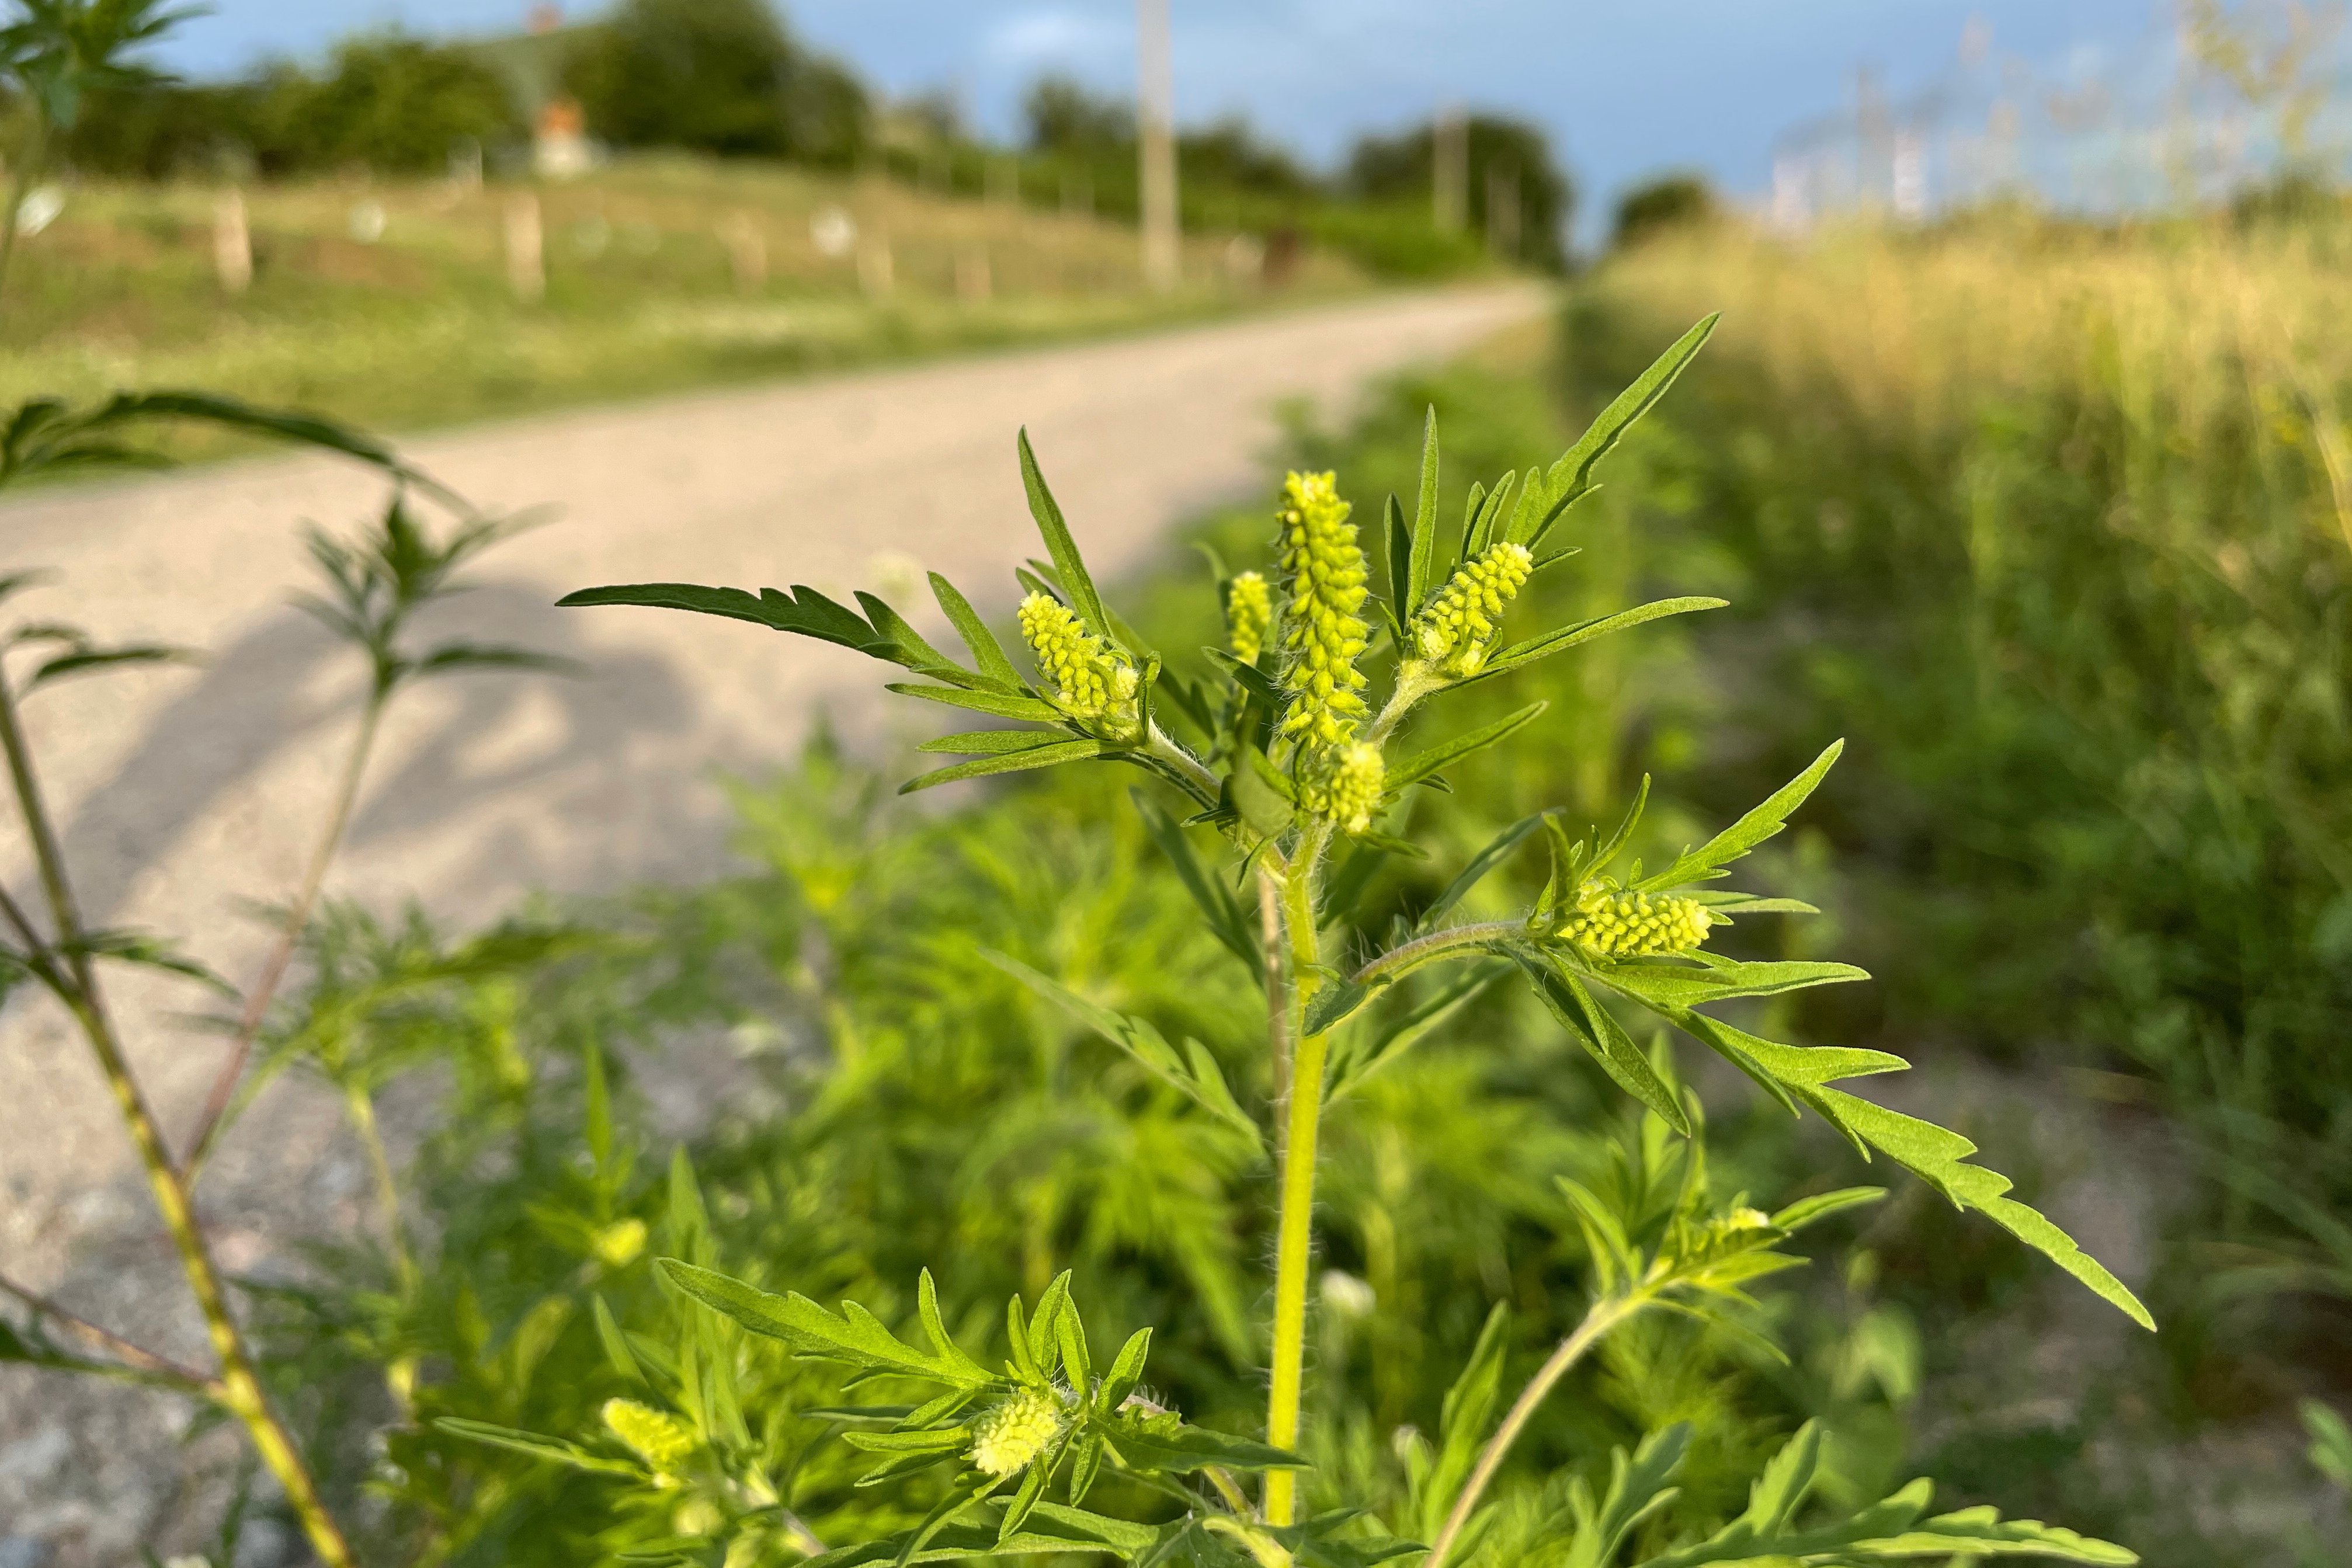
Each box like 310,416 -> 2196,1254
917,728 -> 1064,755
656,1261 -> 994,1385
1525,314 -> 1718,548
1329,961 -> 1509,1099
1418,1303 -> 1510,1541
1769,1187 -> 1885,1233
1209,648 -> 1287,712
434,1418 -> 639,1476
1381,493 -> 1412,645
1638,741 -> 1843,892
1409,405 -> 1441,613
840,1426 -> 972,1454
886,683 -> 1064,722
1137,790 -> 1264,983
1463,468 -> 1517,561
1593,959 -> 1870,1009
1564,1424 -> 1691,1568
1105,1417 -> 1304,1473
1419,811 -> 1551,931
1473,598 -> 1726,683
1387,702 -> 1548,795
1068,1431 -> 1106,1503
1099,1327 -> 1152,1411
1017,429 -> 1115,647
899,739 -> 1111,794
981,951 -> 1261,1143
1854,1507 -> 2140,1562
1521,958 -> 1691,1135
929,572 -> 1023,688
1817,1091 -> 2156,1331
807,1502 -> 1159,1567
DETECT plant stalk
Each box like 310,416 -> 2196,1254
185,693 -> 386,1178
1422,1292 -> 1645,1568
1262,857 -> 1329,1527
0,678 -> 357,1567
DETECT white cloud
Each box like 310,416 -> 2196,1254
982,6 -> 1128,69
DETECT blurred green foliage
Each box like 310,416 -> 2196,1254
62,30 -> 522,178
562,0 -> 868,166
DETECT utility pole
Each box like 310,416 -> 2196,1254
1432,106 -> 1469,232
1137,0 -> 1180,291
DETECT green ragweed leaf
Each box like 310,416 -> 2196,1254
981,950 -> 1263,1145
1103,1410 -> 1304,1475
656,1261 -> 994,1386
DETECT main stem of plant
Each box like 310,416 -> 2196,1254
0,683 -> 357,1568
1263,847 -> 1329,1527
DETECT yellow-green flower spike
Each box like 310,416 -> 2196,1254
1225,570 -> 1272,665
1556,882 -> 1714,957
969,1386 -> 1063,1477
1409,541 -> 1533,678
1272,472 -> 1370,752
604,1399 -> 698,1475
1019,592 -> 1140,731
1302,741 -> 1385,836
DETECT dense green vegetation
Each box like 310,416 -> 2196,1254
219,224 -> 2352,1564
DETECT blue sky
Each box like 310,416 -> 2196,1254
154,1 -> 2173,231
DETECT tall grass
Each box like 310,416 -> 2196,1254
1569,214 -> 2352,1361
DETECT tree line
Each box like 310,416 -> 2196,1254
37,0 -> 1605,269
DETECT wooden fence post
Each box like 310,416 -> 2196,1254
506,193 -> 545,302
214,189 -> 252,295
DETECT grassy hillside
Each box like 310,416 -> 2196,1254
0,154 -> 1384,456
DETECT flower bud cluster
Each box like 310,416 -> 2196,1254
1225,571 -> 1272,665
1555,882 -> 1713,957
604,1398 -> 698,1475
1300,742 -> 1385,837
1409,542 -> 1533,678
1272,472 -> 1370,752
969,1386 -> 1064,1477
1019,593 -> 1139,731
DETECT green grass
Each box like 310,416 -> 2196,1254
0,154 -> 1382,460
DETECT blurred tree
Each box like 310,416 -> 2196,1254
1346,112 -> 1572,270
62,34 -> 519,178
283,34 -> 519,174
1024,72 -> 1312,199
1611,172 -> 1718,249
1024,72 -> 1131,157
1180,113 -> 1313,197
563,0 -> 867,165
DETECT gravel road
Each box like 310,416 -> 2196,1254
0,283 -> 1545,1560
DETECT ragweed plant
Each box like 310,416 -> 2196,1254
553,314 -> 2153,1565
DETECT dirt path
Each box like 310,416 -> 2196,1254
0,284 -> 1545,1559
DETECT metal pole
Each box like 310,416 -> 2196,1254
1137,0 -> 1180,291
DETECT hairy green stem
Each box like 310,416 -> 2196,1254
1263,856 -> 1329,1527
0,678 -> 358,1567
1422,1293 -> 1646,1568
1148,721 -> 1223,805
1351,922 -> 1522,988
185,694 -> 386,1179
